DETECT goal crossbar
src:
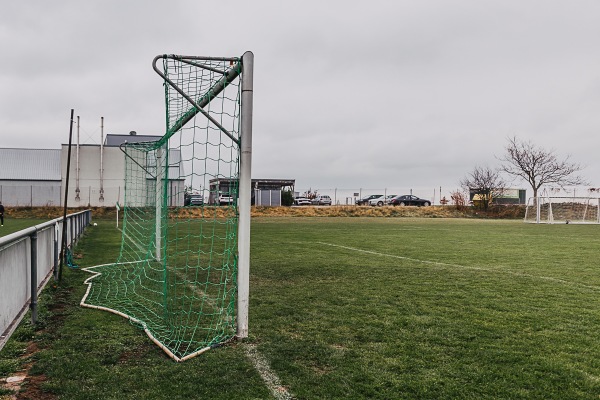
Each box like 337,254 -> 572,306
152,54 -> 243,146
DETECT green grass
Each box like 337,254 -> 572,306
3,217 -> 600,399
0,218 -> 49,236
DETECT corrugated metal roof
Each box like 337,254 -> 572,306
0,148 -> 62,181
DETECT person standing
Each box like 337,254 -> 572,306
0,201 -> 4,226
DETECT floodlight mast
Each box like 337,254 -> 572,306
237,51 -> 254,339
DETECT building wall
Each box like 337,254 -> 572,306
254,189 -> 282,206
61,144 -> 125,207
0,180 -> 61,207
60,144 -> 184,207
0,142 -> 184,208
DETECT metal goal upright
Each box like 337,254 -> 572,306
81,52 -> 254,361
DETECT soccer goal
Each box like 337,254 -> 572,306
81,52 -> 254,361
524,196 -> 600,224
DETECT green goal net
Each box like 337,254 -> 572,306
81,53 -> 253,361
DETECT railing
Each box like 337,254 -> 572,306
0,210 -> 91,351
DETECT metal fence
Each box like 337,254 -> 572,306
0,210 -> 91,351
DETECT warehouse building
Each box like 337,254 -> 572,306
0,132 -> 185,207
62,133 -> 185,207
0,148 -> 62,207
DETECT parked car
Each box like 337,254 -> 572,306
311,195 -> 332,205
218,193 -> 234,206
356,194 -> 383,206
389,195 -> 431,207
294,197 -> 312,206
369,194 -> 397,206
184,194 -> 204,206
188,194 -> 204,206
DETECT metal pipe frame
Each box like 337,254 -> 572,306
118,142 -> 156,179
236,51 -> 254,339
152,54 -> 242,146
75,116 -> 80,201
149,51 -> 253,341
99,117 -> 105,202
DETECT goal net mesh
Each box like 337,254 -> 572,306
524,196 -> 600,224
82,55 -> 243,361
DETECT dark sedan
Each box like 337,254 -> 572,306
389,195 -> 431,207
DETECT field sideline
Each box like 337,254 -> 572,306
2,216 -> 600,399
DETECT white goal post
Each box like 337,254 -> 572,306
524,196 -> 600,224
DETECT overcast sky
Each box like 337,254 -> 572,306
1,1 -> 599,198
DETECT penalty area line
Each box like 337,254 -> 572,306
244,343 -> 295,400
316,242 -> 600,293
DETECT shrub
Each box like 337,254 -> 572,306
281,190 -> 294,207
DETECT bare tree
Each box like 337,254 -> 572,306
499,136 -> 587,199
460,166 -> 506,210
450,189 -> 468,210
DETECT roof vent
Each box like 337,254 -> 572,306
129,131 -> 137,136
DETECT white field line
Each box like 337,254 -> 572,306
173,272 -> 294,400
244,343 -> 295,400
173,268 -> 294,399
316,242 -> 600,293
173,265 -> 295,400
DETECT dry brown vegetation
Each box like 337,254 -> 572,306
6,205 -> 525,220
250,205 -> 525,219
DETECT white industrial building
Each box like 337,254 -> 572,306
0,148 -> 62,206
0,133 -> 185,207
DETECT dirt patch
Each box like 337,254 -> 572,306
0,284 -> 75,400
0,343 -> 55,400
16,374 -> 54,400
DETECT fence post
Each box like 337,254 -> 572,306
53,222 -> 59,280
30,231 -> 38,324
70,217 -> 74,248
75,214 -> 80,243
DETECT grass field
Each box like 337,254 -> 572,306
2,216 -> 600,399
0,219 -> 49,237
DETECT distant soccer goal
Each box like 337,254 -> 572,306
524,196 -> 600,224
81,52 -> 254,361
